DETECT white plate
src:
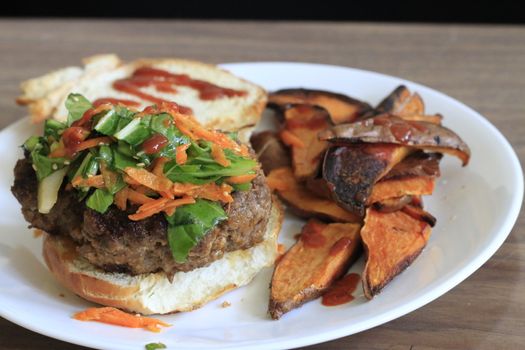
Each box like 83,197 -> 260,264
0,62 -> 522,350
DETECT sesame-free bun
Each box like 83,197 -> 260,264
17,54 -> 267,141
43,199 -> 283,315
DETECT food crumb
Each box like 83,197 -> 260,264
145,342 -> 166,350
33,229 -> 44,238
59,293 -> 65,298
220,301 -> 231,308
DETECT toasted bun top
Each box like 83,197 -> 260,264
17,54 -> 267,133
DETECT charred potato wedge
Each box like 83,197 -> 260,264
280,104 -> 333,180
322,144 -> 412,216
368,176 -> 435,205
373,85 -> 442,124
269,88 -> 373,124
401,204 -> 436,227
319,114 -> 470,165
372,196 -> 414,213
305,176 -> 332,200
362,208 -> 432,299
376,85 -> 424,116
269,220 -> 362,319
250,131 -> 291,174
383,152 -> 442,180
267,167 -> 360,223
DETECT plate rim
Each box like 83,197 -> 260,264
0,61 -> 523,350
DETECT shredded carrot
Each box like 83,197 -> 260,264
134,185 -> 156,196
149,102 -> 246,155
164,206 -> 176,216
175,144 -> 190,165
162,196 -> 196,212
239,144 -> 250,157
73,307 -> 170,332
124,167 -> 174,198
280,130 -> 305,148
129,197 -> 170,221
152,156 -> 170,177
128,196 -> 194,221
123,174 -> 141,186
172,182 -> 202,196
173,182 -> 233,203
48,141 -> 66,158
71,175 -> 105,189
211,144 -> 231,167
172,117 -> 198,140
75,137 -> 112,153
114,187 -> 128,210
197,183 -> 234,203
226,173 -> 257,184
127,188 -> 154,205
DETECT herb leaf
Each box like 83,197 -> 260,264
65,93 -> 92,126
86,189 -> 114,213
145,342 -> 167,350
166,199 -> 227,262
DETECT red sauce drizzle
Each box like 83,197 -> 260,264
93,98 -> 140,108
62,127 -> 89,157
362,143 -> 397,159
300,220 -> 327,248
142,133 -> 169,155
322,273 -> 361,306
390,122 -> 413,142
329,237 -> 352,256
372,115 -> 390,126
109,67 -> 246,111
408,120 -> 428,132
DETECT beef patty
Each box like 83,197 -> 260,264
12,157 -> 272,278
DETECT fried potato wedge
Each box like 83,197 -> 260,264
376,85 -> 427,117
280,104 -> 333,180
383,152 -> 442,180
269,220 -> 362,319
361,208 -> 432,299
305,176 -> 332,200
372,195 -> 413,213
267,167 -> 360,223
319,114 -> 470,165
322,144 -> 412,216
401,204 -> 436,227
399,113 -> 443,125
250,131 -> 291,174
269,88 -> 373,124
368,176 -> 435,205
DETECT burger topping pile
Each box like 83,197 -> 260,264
23,94 -> 258,262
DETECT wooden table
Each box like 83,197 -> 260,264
1,20 -> 524,350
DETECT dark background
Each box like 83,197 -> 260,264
2,0 -> 525,23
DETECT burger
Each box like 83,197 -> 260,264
11,58 -> 282,315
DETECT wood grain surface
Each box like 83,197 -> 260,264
0,20 -> 524,350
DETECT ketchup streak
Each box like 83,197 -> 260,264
108,67 -> 247,114
300,220 -> 327,248
142,133 -> 169,155
322,273 -> 361,306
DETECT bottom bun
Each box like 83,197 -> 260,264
43,199 -> 283,315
